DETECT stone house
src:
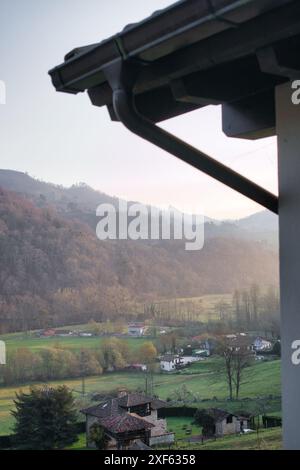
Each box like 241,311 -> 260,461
81,391 -> 174,449
206,408 -> 251,437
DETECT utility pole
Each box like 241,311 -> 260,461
80,350 -> 86,397
144,367 -> 154,396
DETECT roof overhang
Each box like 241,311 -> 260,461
49,0 -> 300,138
49,0 -> 300,213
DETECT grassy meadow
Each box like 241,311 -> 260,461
0,333 -> 147,354
0,296 -> 281,448
0,292 -> 235,354
167,416 -> 202,439
0,358 -> 281,436
66,425 -> 282,450
176,427 -> 282,450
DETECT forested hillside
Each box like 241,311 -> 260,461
0,171 -> 279,332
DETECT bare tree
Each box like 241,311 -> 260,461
242,290 -> 251,326
214,300 -> 231,322
249,284 -> 260,324
232,290 -> 241,325
218,339 -> 252,400
224,348 -> 235,400
217,340 -> 235,400
232,349 -> 251,399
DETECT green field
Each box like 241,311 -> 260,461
0,358 -> 281,436
166,417 -> 282,450
155,293 -> 233,322
66,433 -> 89,450
167,417 -> 202,440
67,428 -> 282,451
176,427 -> 282,450
0,333 -> 147,354
66,426 -> 282,450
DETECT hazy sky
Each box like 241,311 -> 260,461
0,0 -> 278,219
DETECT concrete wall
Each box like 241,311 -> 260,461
141,410 -> 168,437
215,417 -> 246,436
276,81 -> 300,449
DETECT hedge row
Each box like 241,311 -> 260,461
159,406 -> 196,418
0,421 -> 86,449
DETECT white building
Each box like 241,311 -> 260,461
160,354 -> 184,372
0,340 -> 6,365
253,336 -> 273,351
180,356 -> 200,366
128,323 -> 145,337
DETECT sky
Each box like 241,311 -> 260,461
0,0 -> 278,219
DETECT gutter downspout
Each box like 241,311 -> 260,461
102,60 -> 278,214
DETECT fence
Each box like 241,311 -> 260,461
262,415 -> 282,428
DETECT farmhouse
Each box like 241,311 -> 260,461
160,353 -> 201,372
39,328 -> 56,337
253,336 -> 272,352
160,354 -> 184,372
206,408 -> 252,437
225,334 -> 255,354
127,323 -> 145,337
81,391 -> 174,449
55,329 -> 72,337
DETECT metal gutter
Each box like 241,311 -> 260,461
49,0 -> 293,95
102,61 -> 278,214
135,0 -> 300,96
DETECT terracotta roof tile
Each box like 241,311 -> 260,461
100,413 -> 154,433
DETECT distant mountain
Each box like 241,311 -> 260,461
0,168 -> 119,210
227,211 -> 278,248
0,170 -> 279,332
0,169 -> 278,240
235,210 -> 278,232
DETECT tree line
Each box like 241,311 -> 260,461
0,187 -> 278,333
0,339 -> 157,385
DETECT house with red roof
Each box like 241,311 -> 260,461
81,391 -> 174,449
